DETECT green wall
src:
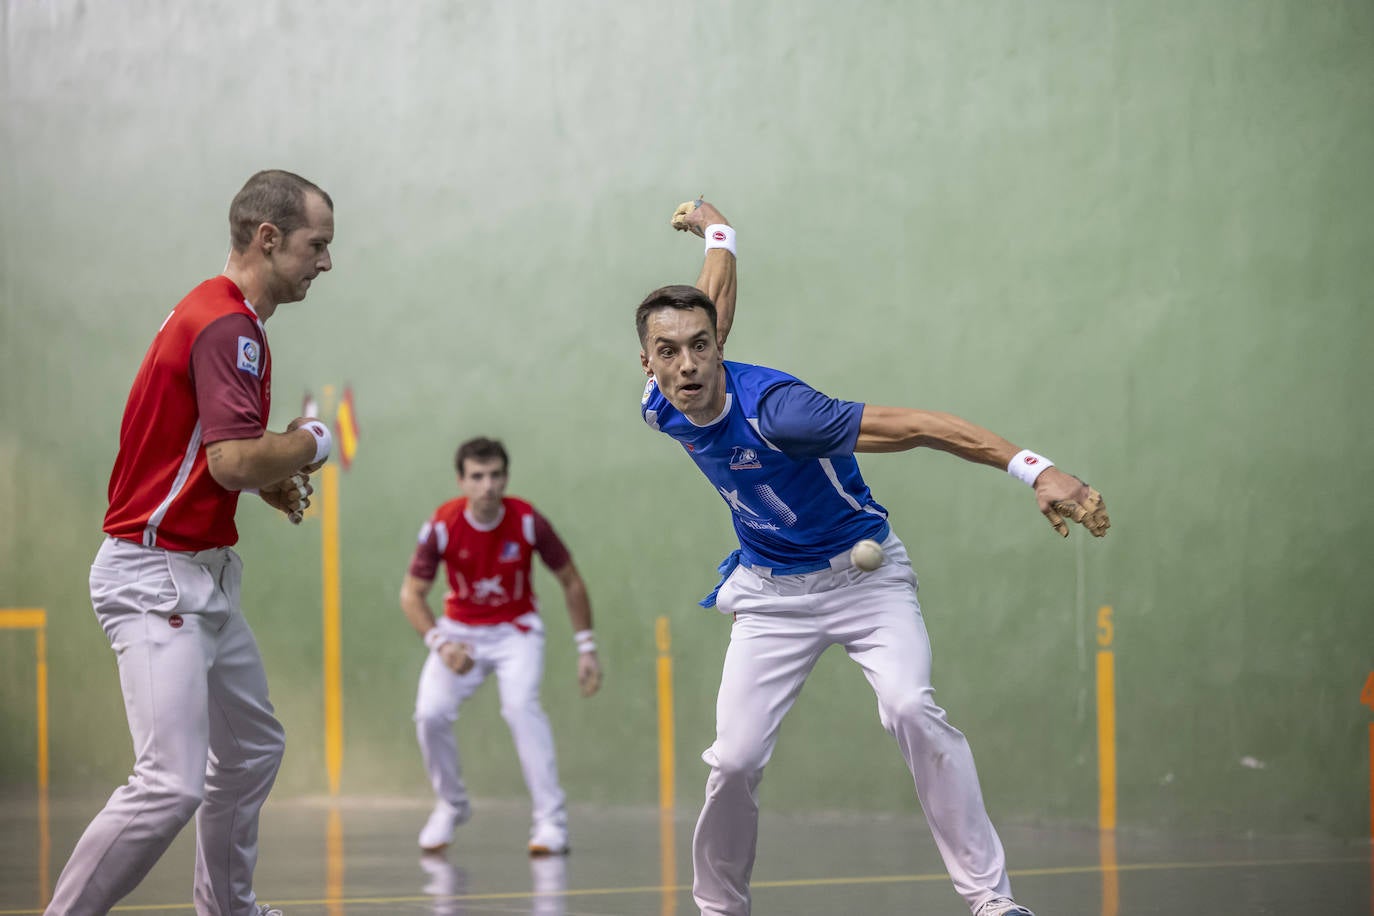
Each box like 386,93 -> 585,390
2,0 -> 1371,839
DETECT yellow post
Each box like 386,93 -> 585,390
1095,605 -> 1118,916
322,459 -> 344,796
655,616 -> 677,916
1,608 -> 50,906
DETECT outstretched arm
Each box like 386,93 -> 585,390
856,405 -> 1110,538
671,199 -> 737,349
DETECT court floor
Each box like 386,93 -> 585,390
0,793 -> 1366,915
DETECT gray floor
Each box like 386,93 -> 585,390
0,793 -> 1367,915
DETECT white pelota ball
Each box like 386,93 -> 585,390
849,539 -> 884,571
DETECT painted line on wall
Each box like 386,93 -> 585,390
0,608 -> 49,909
656,615 -> 677,916
322,460 -> 344,796
1096,604 -> 1118,916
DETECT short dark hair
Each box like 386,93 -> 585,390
454,436 -> 509,476
229,170 -> 333,253
635,285 -> 718,345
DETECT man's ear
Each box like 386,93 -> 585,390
255,221 -> 282,255
640,350 -> 652,376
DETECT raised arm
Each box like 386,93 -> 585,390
857,405 -> 1111,538
671,199 -> 737,349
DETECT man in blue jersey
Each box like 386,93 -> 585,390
638,199 -> 1109,916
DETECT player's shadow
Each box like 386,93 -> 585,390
418,852 -> 567,916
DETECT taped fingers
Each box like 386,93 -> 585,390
1051,488 -> 1111,537
670,200 -> 696,230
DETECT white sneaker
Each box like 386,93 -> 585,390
256,906 -> 284,916
976,898 -> 1035,916
418,799 -> 472,852
527,821 -> 569,856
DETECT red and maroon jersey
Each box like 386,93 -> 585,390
408,496 -> 572,626
104,276 -> 272,551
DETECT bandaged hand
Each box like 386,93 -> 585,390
670,198 -> 727,237
439,641 -> 475,675
1034,468 -> 1111,538
577,651 -> 602,697
259,472 -> 313,525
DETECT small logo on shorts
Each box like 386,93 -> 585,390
168,614 -> 184,629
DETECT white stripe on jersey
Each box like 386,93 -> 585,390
819,458 -> 886,517
434,521 -> 449,554
142,420 -> 204,547
522,513 -> 536,546
745,417 -> 782,451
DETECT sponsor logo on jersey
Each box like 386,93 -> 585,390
472,575 -> 507,601
500,540 -> 521,562
728,446 -> 761,470
237,336 -> 261,376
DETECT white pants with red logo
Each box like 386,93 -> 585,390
693,532 -> 1013,916
46,537 -> 285,916
414,612 -> 567,840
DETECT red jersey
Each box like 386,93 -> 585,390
104,276 -> 272,551
408,496 -> 572,626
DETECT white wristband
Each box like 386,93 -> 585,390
301,421 -> 332,464
423,628 -> 448,652
1008,449 -> 1054,486
573,629 -> 597,654
703,224 -> 736,257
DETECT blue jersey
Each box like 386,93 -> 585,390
642,360 -> 889,575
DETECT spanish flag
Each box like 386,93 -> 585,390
334,386 -> 360,470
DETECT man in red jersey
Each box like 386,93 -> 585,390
47,170 -> 335,916
400,436 -> 602,857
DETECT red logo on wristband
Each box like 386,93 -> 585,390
1024,456 -> 1039,465
712,230 -> 727,241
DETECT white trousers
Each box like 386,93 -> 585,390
47,537 -> 285,916
414,614 -> 567,835
692,533 -> 1012,916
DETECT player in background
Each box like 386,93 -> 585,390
47,170 -> 335,916
400,436 -> 602,857
636,199 -> 1111,916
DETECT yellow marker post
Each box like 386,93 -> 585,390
322,460 -> 344,795
1096,605 -> 1118,916
318,384 -> 345,796
655,616 -> 677,916
1,608 -> 50,907
1360,671 -> 1374,912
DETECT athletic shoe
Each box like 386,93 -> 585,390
419,799 -> 472,852
527,822 -> 569,857
975,898 -> 1035,916
256,906 -> 284,916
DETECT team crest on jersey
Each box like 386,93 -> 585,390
237,336 -> 261,377
728,446 -> 761,470
499,540 -> 521,562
